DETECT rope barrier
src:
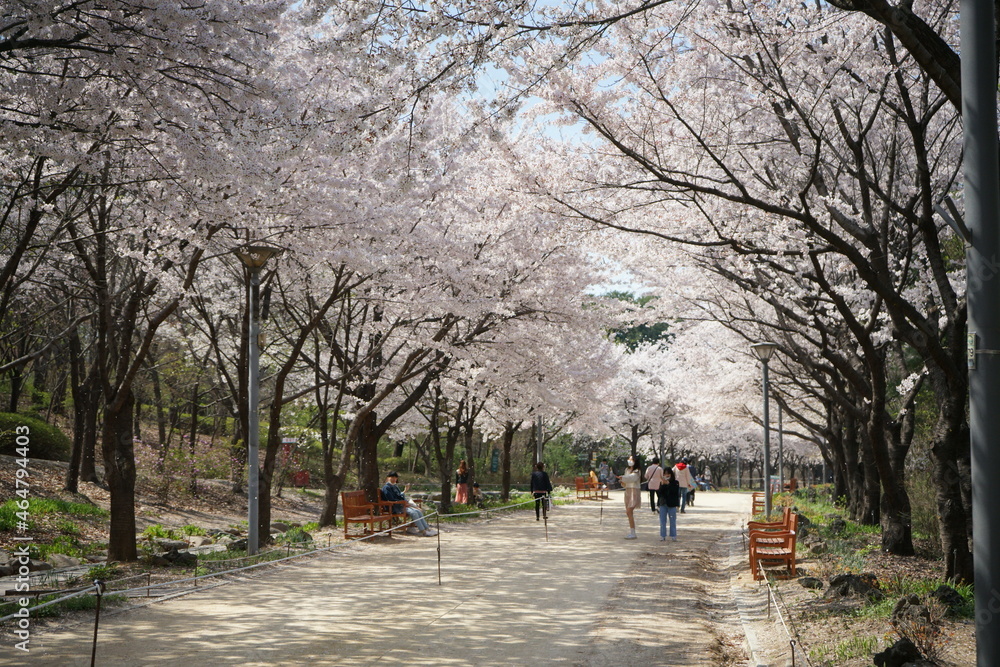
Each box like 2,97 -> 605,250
756,560 -> 813,667
94,496 -> 546,600
0,582 -> 101,624
0,491 -> 586,658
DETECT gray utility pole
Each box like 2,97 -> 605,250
751,343 -> 778,518
235,244 -> 281,557
778,401 -> 784,492
962,0 -> 1000,663
536,415 -> 543,463
246,268 -> 261,556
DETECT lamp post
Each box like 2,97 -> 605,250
236,243 -> 281,555
778,400 -> 784,492
751,342 -> 778,518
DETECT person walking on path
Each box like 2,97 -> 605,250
673,458 -> 696,513
644,457 -> 664,513
455,460 -> 470,504
530,461 -> 553,521
620,457 -> 642,539
657,468 -> 681,541
686,460 -> 699,506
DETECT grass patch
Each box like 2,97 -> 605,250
0,497 -> 107,531
140,524 -> 180,540
856,577 -> 975,620
810,634 -> 886,665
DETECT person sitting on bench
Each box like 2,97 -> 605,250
381,471 -> 437,536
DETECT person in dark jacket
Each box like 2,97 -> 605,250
530,461 -> 553,520
381,472 -> 436,536
657,468 -> 681,541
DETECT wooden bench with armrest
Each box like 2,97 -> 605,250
575,476 -> 596,499
748,506 -> 793,534
751,491 -> 765,515
748,511 -> 799,580
340,490 -> 393,540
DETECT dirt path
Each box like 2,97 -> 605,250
13,492 -> 753,666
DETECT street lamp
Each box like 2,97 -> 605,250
236,243 -> 282,555
751,341 -> 778,518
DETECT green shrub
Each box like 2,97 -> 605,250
276,526 -> 312,544
141,524 -> 179,540
87,563 -> 122,580
56,518 -> 81,535
36,535 -> 85,559
180,524 -> 207,536
0,412 -> 72,460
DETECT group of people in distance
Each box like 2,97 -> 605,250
620,456 -> 699,541
384,454 -> 701,541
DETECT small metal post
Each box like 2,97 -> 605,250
436,513 -> 442,586
542,494 -> 549,541
91,580 -> 105,667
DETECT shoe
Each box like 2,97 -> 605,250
406,526 -> 422,535
624,532 -> 637,540
671,536 -> 677,541
681,509 -> 686,513
423,528 -> 438,537
660,537 -> 666,541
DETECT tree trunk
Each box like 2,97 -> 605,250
501,421 -> 515,501
79,370 -> 100,484
65,330 -> 84,493
930,387 -> 973,583
356,410 -> 380,501
188,379 -> 200,496
102,390 -> 138,561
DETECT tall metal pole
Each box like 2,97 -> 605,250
761,359 -> 772,518
961,0 -> 1000,662
536,415 -> 543,463
247,268 -> 261,556
778,401 -> 784,492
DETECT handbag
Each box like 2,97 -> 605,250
640,481 -> 649,491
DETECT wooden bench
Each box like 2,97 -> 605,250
341,490 -> 393,540
748,506 -> 793,534
574,477 -> 609,500
751,492 -> 766,515
749,511 -> 799,580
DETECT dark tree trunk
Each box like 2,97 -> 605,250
65,330 -> 85,493
501,421 -> 516,501
8,367 -> 23,413
102,390 -> 137,561
930,380 -> 973,583
356,410 -> 380,502
79,371 -> 100,484
188,379 -> 200,496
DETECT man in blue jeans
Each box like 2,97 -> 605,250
381,471 -> 437,536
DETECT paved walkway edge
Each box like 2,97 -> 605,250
728,529 -> 770,667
